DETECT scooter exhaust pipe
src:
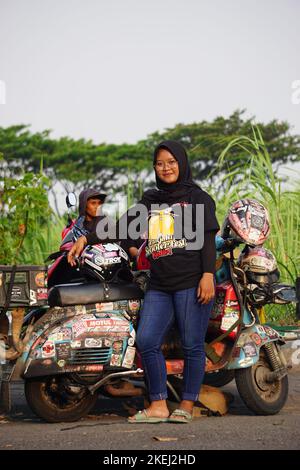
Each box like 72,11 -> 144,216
88,368 -> 144,395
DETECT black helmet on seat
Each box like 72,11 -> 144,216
80,243 -> 132,283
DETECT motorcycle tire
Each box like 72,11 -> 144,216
25,375 -> 98,423
235,349 -> 289,415
203,370 -> 235,388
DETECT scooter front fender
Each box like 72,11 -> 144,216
227,324 -> 283,370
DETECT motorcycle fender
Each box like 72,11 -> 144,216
227,324 -> 282,370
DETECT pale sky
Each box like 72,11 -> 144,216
0,0 -> 300,145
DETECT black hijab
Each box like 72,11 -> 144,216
142,140 -> 201,205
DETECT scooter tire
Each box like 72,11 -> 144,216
25,376 -> 98,423
235,352 -> 289,415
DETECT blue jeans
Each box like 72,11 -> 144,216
136,287 -> 213,402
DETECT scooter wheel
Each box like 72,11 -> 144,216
25,375 -> 98,423
235,350 -> 289,415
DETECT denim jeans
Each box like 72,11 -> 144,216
136,287 -> 213,402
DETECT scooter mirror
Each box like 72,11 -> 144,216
66,192 -> 77,208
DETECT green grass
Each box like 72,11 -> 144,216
18,214 -> 67,265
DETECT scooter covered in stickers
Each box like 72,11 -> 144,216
0,198 -> 298,422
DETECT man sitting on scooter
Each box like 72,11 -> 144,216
62,188 -> 107,239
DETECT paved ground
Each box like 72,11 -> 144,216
0,366 -> 300,451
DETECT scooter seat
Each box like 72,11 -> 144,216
47,282 -> 144,307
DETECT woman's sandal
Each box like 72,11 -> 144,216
128,409 -> 169,424
168,409 -> 193,423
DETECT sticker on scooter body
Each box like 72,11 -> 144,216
23,307 -> 133,379
227,324 -> 282,369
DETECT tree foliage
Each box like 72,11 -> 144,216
0,110 -> 299,201
0,158 -> 51,264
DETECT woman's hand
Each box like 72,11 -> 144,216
197,272 -> 215,304
129,246 -> 138,260
67,236 -> 87,266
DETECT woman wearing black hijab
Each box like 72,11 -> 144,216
126,140 -> 220,423
68,140 -> 219,423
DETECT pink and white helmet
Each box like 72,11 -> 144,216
222,199 -> 270,246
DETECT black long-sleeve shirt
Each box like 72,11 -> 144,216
86,190 -> 219,292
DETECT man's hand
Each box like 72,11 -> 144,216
67,236 -> 87,266
197,272 -> 215,304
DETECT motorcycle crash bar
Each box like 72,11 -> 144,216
88,368 -> 144,395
